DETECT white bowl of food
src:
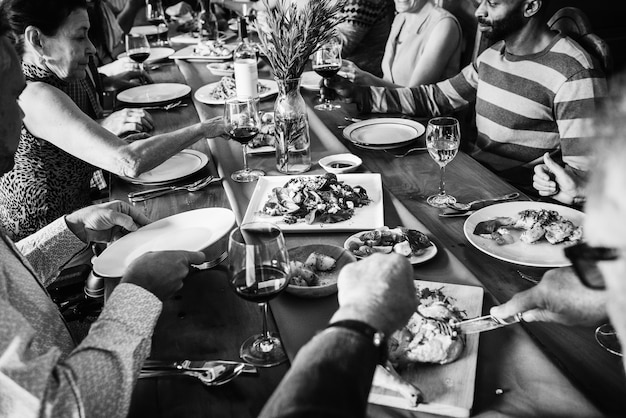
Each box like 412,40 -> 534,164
286,244 -> 357,298
319,153 -> 362,174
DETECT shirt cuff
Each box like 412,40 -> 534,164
100,283 -> 162,337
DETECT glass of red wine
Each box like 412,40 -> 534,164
223,96 -> 265,182
228,222 -> 290,367
312,39 -> 342,111
125,33 -> 150,73
146,0 -> 169,46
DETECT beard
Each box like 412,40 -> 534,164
478,8 -> 526,41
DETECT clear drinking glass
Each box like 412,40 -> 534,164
595,323 -> 623,357
224,97 -> 265,182
146,0 -> 169,46
228,222 -> 290,367
312,39 -> 342,111
426,117 -> 460,207
125,33 -> 150,72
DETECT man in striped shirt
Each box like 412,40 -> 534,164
329,0 -> 607,193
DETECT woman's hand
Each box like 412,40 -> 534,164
102,71 -> 153,92
200,115 -> 227,139
100,108 -> 154,136
337,59 -> 369,85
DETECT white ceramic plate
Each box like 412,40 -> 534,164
463,201 -> 584,267
194,79 -> 278,105
117,83 -> 191,104
343,118 -> 425,150
300,71 -> 322,90
344,228 -> 437,265
130,25 -> 168,36
243,174 -> 384,232
206,62 -> 234,76
170,44 -> 234,61
93,208 -> 236,278
117,47 -> 175,64
119,149 -> 208,185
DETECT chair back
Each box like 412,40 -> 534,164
548,7 -> 613,74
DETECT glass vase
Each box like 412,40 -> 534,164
274,77 -> 311,174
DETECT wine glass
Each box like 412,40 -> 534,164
425,117 -> 460,207
228,222 -> 290,367
595,323 -> 623,357
146,0 -> 168,46
223,97 -> 265,182
312,39 -> 342,111
125,33 -> 150,73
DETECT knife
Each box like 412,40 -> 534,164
454,313 -> 522,335
438,209 -> 475,218
142,359 -> 258,375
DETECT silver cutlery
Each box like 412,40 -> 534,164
438,210 -> 475,218
141,101 -> 188,111
384,147 -> 428,158
139,362 -> 251,386
446,192 -> 520,211
142,359 -> 257,375
344,116 -> 363,123
128,176 -> 220,202
453,313 -> 523,335
516,270 -> 541,284
191,251 -> 228,270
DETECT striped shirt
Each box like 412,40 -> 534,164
355,34 -> 608,189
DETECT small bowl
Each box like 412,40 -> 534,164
319,153 -> 362,174
286,244 -> 357,298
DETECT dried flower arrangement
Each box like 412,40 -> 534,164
254,0 -> 346,80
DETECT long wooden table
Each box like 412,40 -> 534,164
103,46 -> 624,417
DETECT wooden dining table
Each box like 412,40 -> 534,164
101,36 -> 626,417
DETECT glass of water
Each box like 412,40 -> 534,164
426,117 -> 460,207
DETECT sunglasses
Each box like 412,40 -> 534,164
563,242 -> 620,290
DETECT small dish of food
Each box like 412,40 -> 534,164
206,62 -> 234,76
319,153 -> 362,174
344,226 -> 437,265
286,244 -> 357,298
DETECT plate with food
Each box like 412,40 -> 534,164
243,173 -> 384,232
286,244 -> 356,298
344,226 -> 437,265
247,112 -> 276,154
370,280 -> 482,416
194,77 -> 278,105
463,201 -> 584,267
170,43 -> 234,61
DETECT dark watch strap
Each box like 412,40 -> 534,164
326,320 -> 387,364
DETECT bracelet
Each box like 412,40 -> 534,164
325,320 -> 388,364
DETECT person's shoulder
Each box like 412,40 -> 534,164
550,35 -> 601,71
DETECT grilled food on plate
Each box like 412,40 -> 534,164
389,287 -> 465,365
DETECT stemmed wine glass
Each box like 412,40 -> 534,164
228,222 -> 290,367
125,33 -> 151,73
425,117 -> 460,207
146,0 -> 168,46
223,96 -> 265,182
312,39 -> 342,111
595,323 -> 623,357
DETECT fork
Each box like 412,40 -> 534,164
515,270 -> 541,284
128,176 -> 218,202
141,101 -> 188,111
384,147 -> 428,158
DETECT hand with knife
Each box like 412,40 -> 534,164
490,267 -> 607,327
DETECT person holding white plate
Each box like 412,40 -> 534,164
0,0 -> 225,240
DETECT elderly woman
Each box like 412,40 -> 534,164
341,0 -> 462,87
0,0 -> 224,240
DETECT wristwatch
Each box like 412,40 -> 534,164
326,320 -> 388,364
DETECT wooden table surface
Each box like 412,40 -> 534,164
104,40 -> 625,417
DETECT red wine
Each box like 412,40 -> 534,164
129,52 -> 150,63
313,65 -> 340,79
229,127 -> 258,145
231,266 -> 288,302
